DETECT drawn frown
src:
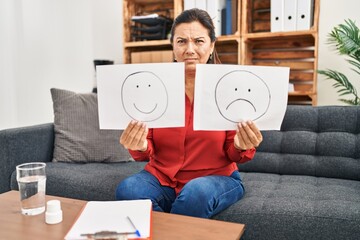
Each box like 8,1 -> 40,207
121,71 -> 168,122
215,70 -> 271,123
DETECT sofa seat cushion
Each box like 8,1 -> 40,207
11,161 -> 147,201
214,172 -> 360,240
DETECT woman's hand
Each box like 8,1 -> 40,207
120,120 -> 148,151
234,120 -> 263,151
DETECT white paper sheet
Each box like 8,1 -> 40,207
65,200 -> 152,240
194,64 -> 289,130
97,63 -> 185,129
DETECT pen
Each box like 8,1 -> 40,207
127,216 -> 141,237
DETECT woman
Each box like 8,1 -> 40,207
116,8 -> 263,218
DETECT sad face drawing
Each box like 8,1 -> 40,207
121,71 -> 168,122
215,70 -> 271,123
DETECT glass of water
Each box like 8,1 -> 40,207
16,162 -> 46,215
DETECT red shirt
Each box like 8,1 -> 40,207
129,96 -> 255,194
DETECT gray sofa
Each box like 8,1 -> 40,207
1,105 -> 359,240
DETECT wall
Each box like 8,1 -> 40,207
317,0 -> 360,105
0,0 -> 19,129
92,0 -> 123,86
0,0 -> 123,130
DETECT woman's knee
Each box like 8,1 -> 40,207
171,178 -> 215,217
171,175 -> 244,218
116,170 -> 155,200
115,175 -> 140,200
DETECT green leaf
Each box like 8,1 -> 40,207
319,19 -> 360,105
318,69 -> 359,99
340,98 -> 360,105
348,59 -> 360,74
328,19 -> 360,56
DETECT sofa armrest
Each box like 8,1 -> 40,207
0,123 -> 54,193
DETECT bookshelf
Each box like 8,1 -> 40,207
123,0 -> 320,105
241,0 -> 320,105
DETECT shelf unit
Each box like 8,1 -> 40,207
123,0 -> 242,64
123,0 -> 320,105
123,0 -> 180,64
241,0 -> 320,105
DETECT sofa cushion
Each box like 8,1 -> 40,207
238,105 -> 360,181
10,161 -> 147,201
51,88 -> 132,163
214,172 -> 360,240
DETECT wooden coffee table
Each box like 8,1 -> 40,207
0,191 -> 244,240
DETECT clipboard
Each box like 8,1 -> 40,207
64,199 -> 152,240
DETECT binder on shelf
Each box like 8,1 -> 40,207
195,0 -> 207,11
132,24 -> 164,33
296,0 -> 313,30
225,0 -> 232,35
283,0 -> 297,31
271,0 -> 284,32
131,14 -> 173,41
131,15 -> 172,26
221,8 -> 227,35
231,0 -> 237,34
184,0 -> 196,10
207,0 -> 226,37
131,32 -> 165,41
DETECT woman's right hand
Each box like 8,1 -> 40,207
119,120 -> 148,151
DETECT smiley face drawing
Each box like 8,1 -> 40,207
121,71 -> 168,122
215,70 -> 271,123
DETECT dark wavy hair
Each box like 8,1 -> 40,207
170,8 -> 221,64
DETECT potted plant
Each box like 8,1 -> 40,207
318,19 -> 360,105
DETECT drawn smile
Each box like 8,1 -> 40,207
133,103 -> 157,114
226,98 -> 256,112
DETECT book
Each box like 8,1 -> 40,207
184,0 -> 195,10
226,0 -> 232,34
283,0 -> 297,31
221,8 -> 227,36
271,0 -> 284,32
207,0 -> 226,37
195,0 -> 207,11
231,0 -> 237,34
296,0 -> 314,30
65,199 -> 152,240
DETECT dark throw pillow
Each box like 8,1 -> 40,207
51,88 -> 133,163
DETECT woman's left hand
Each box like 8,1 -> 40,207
234,120 -> 263,151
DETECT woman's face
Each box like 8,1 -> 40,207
172,21 -> 214,73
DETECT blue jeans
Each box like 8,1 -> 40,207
115,170 -> 245,218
